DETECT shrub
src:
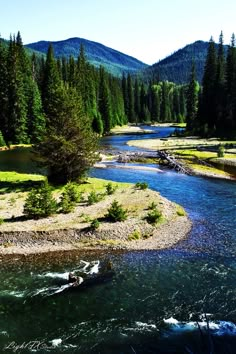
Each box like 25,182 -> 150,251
105,182 -> 117,195
135,182 -> 149,190
23,180 -> 58,219
87,191 -> 104,205
217,144 -> 225,158
128,229 -> 141,241
59,193 -> 75,214
176,204 -> 186,216
106,200 -> 127,222
0,131 -> 6,147
90,219 -> 100,230
148,201 -> 158,210
59,182 -> 81,214
0,218 -> 4,225
145,208 -> 162,225
64,182 -> 81,203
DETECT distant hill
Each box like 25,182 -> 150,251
26,37 -> 148,77
144,40 -> 229,84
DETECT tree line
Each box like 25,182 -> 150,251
0,32 -> 188,146
186,32 -> 236,138
0,32 -> 189,183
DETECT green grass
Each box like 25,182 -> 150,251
175,149 -> 236,160
0,172 -> 46,194
77,178 -> 131,194
175,204 -> 186,216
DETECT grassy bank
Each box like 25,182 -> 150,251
127,136 -> 236,179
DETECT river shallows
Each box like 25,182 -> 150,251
0,126 -> 235,353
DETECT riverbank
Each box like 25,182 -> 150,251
127,136 -> 236,180
0,178 -> 191,255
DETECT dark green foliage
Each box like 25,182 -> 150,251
63,182 -> 81,203
106,199 -> 127,222
127,74 -> 135,122
92,113 -> 104,135
105,182 -> 117,195
0,131 -> 6,146
145,208 -> 162,224
87,191 -> 104,205
144,40 -> 228,84
23,180 -> 58,219
59,182 -> 81,213
135,182 -> 149,190
90,219 -> 100,230
41,44 -> 61,118
98,67 -> 113,133
217,145 -> 225,157
148,201 -> 158,210
33,87 -> 99,184
186,63 -> 199,131
59,192 -> 76,214
194,32 -> 236,138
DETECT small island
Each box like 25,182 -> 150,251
0,175 -> 191,255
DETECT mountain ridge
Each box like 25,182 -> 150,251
26,37 -> 148,77
144,40 -> 229,84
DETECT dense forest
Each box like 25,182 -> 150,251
1,31 -> 235,172
186,32 -> 236,138
0,32 -> 187,148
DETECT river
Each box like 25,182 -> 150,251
0,126 -> 235,353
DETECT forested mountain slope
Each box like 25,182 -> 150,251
26,37 -> 148,77
144,41 -> 228,84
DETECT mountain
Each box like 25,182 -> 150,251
26,37 -> 148,77
144,40 -> 229,84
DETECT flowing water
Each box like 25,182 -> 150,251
0,126 -> 236,353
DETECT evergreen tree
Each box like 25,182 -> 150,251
41,44 -> 61,118
186,62 -> 199,131
160,81 -> 169,122
33,87 -> 98,184
76,44 -> 96,116
0,39 -> 8,141
122,74 -> 128,117
27,80 -> 46,143
127,74 -> 135,122
200,37 -> 217,134
134,78 -> 140,122
215,31 -> 226,133
226,33 -> 236,133
98,67 -> 113,134
7,35 -> 28,143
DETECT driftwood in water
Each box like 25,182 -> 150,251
117,151 -> 157,163
157,150 -> 191,175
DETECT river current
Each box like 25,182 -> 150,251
0,126 -> 235,353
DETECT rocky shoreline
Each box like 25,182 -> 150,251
0,187 -> 192,255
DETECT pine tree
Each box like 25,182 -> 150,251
7,34 -> 28,143
98,67 -> 112,134
27,80 -> 46,143
200,37 -> 217,134
160,81 -> 169,122
226,33 -> 236,133
122,74 -> 128,117
127,74 -> 135,122
134,78 -> 140,123
41,44 -> 61,118
215,31 -> 226,133
33,87 -> 98,184
0,38 -> 8,141
186,62 -> 199,131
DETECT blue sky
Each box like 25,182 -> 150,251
1,0 -> 236,64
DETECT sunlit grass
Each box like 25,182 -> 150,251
0,171 -> 45,183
